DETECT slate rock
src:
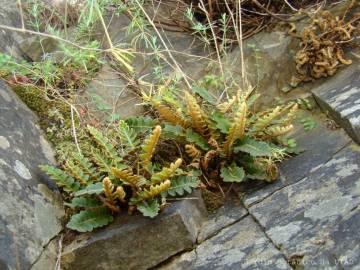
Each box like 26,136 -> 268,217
0,81 -> 64,270
248,144 -> 360,269
61,191 -> 207,270
312,62 -> 360,144
158,216 -> 292,270
239,110 -> 350,207
197,194 -> 247,243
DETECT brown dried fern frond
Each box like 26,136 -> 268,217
283,103 -> 299,125
150,159 -> 182,185
185,144 -> 202,160
112,168 -> 145,188
139,180 -> 171,200
151,100 -> 188,128
217,95 -> 237,114
223,101 -> 247,155
185,92 -> 209,138
140,125 -> 161,168
114,186 -> 126,201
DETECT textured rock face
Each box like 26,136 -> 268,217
62,191 -> 207,270
0,81 -> 64,270
159,216 -> 292,270
249,144 -> 360,269
313,62 -> 360,144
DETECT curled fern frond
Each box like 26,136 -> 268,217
112,167 -> 145,188
102,177 -> 114,199
138,180 -> 171,200
140,125 -> 161,168
114,186 -> 126,201
185,145 -> 201,160
223,101 -> 247,155
252,106 -> 282,135
150,159 -> 182,184
151,100 -> 188,128
185,92 -> 209,138
266,124 -> 294,137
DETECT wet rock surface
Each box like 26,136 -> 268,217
0,81 -> 64,270
61,191 -> 207,270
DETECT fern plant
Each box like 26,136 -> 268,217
40,121 -> 199,232
143,86 -> 298,185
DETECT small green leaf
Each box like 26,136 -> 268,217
165,175 -> 200,196
75,182 -> 103,196
210,112 -> 231,133
65,197 -> 102,208
185,129 -> 210,150
192,86 -> 217,105
162,124 -> 185,139
125,116 -> 157,133
300,117 -> 316,131
234,137 -> 273,157
137,199 -> 160,218
220,163 -> 245,183
66,207 -> 113,232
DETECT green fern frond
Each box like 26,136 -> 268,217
88,147 -> 113,173
117,120 -> 139,151
65,160 -> 90,185
40,165 -> 80,192
87,125 -> 122,164
125,116 -> 157,133
71,153 -> 99,181
66,207 -> 113,232
150,158 -> 182,184
140,125 -> 161,169
251,106 -> 282,135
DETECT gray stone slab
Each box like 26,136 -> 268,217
158,216 -> 292,270
61,191 -> 207,270
240,112 -> 350,207
248,144 -> 360,269
197,194 -> 247,243
312,62 -> 360,144
0,81 -> 64,270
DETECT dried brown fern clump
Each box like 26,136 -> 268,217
291,2 -> 360,86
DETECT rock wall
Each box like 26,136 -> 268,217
0,81 -> 64,270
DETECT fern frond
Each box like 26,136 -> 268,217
40,165 -> 80,192
114,186 -> 126,201
150,159 -> 182,184
88,147 -> 112,173
102,177 -> 114,199
87,125 -> 122,164
251,106 -> 282,135
152,100 -> 188,128
185,145 -> 201,160
223,101 -> 247,155
266,124 -> 294,137
117,120 -> 139,150
65,160 -> 90,185
140,125 -> 161,168
138,180 -> 171,200
284,103 -> 299,125
112,167 -> 145,188
217,95 -> 237,114
185,92 -> 209,138
72,153 -> 99,181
